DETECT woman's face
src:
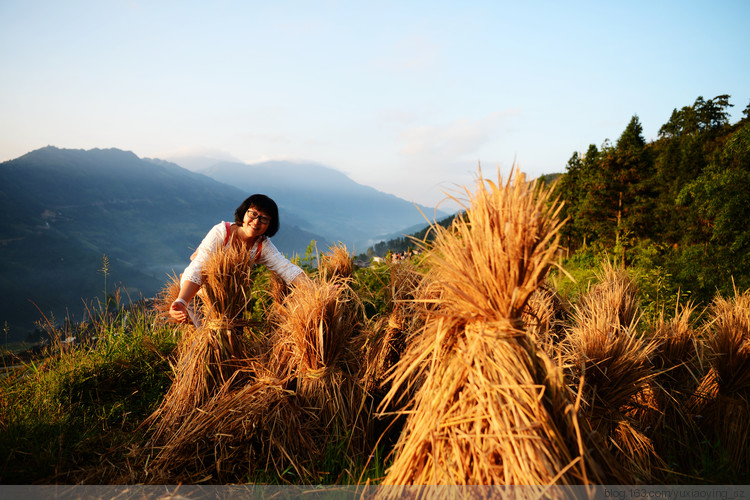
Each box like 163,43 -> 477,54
243,206 -> 272,237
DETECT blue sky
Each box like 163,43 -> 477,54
1,0 -> 748,208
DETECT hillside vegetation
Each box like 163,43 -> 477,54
555,95 -> 750,307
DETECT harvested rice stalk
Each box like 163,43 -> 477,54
363,261 -> 429,393
693,288 -> 750,470
266,271 -> 372,475
385,317 -> 613,486
360,261 -> 435,456
146,242 -> 260,444
146,364 -> 315,484
379,168 -> 617,487
197,240 -> 260,338
569,260 -> 641,341
153,272 -> 182,323
522,283 -> 570,354
706,289 -> 750,396
423,168 -> 566,327
270,278 -> 360,376
562,261 -> 662,482
650,300 -> 701,387
648,301 -> 703,465
269,271 -> 291,303
685,368 -> 719,419
318,243 -> 354,280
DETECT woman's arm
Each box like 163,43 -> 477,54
169,222 -> 227,323
181,222 -> 227,286
257,239 -> 307,285
169,280 -> 201,323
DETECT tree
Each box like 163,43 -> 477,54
579,117 -> 653,262
615,116 -> 653,243
699,94 -> 732,132
672,122 -> 750,300
556,151 -> 585,250
556,144 -> 604,251
658,95 -> 733,139
651,96 -> 735,245
617,114 -> 646,152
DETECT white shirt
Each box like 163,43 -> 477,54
180,221 -> 304,287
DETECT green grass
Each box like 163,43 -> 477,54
0,299 -> 177,483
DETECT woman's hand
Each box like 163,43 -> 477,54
169,298 -> 191,324
291,272 -> 313,288
170,281 -> 201,324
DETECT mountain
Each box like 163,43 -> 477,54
194,160 -> 450,252
0,147 -> 326,341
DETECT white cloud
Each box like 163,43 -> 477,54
398,109 -> 520,168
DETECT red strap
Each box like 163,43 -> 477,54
224,221 -> 232,245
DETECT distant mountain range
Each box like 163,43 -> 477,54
0,146 -> 447,340
179,158 -> 447,251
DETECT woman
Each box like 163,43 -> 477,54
169,194 -> 308,326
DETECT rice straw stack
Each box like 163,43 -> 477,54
419,169 -> 565,328
269,277 -> 370,429
361,261 -> 434,456
693,288 -> 750,470
640,301 -> 705,478
318,243 -> 354,280
197,239 -> 261,340
379,168 -> 614,486
267,273 -> 370,453
363,260 -> 429,394
149,362 -> 316,484
147,241 -> 259,445
522,284 -> 569,355
562,262 -> 661,482
650,301 -> 700,389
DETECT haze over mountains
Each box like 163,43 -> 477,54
0,146 -> 448,341
194,159 -> 445,248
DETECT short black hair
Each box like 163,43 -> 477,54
234,194 -> 280,237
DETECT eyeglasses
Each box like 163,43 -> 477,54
246,209 -> 271,225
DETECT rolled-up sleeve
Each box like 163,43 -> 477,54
180,222 -> 227,287
257,239 -> 305,284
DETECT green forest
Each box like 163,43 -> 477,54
553,94 -> 750,308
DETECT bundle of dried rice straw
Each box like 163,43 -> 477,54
378,167 -> 617,487
266,264 -> 371,462
363,260 -> 430,394
690,287 -> 750,471
647,301 -> 703,472
561,261 -> 662,482
318,243 -> 354,280
146,241 -> 261,446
